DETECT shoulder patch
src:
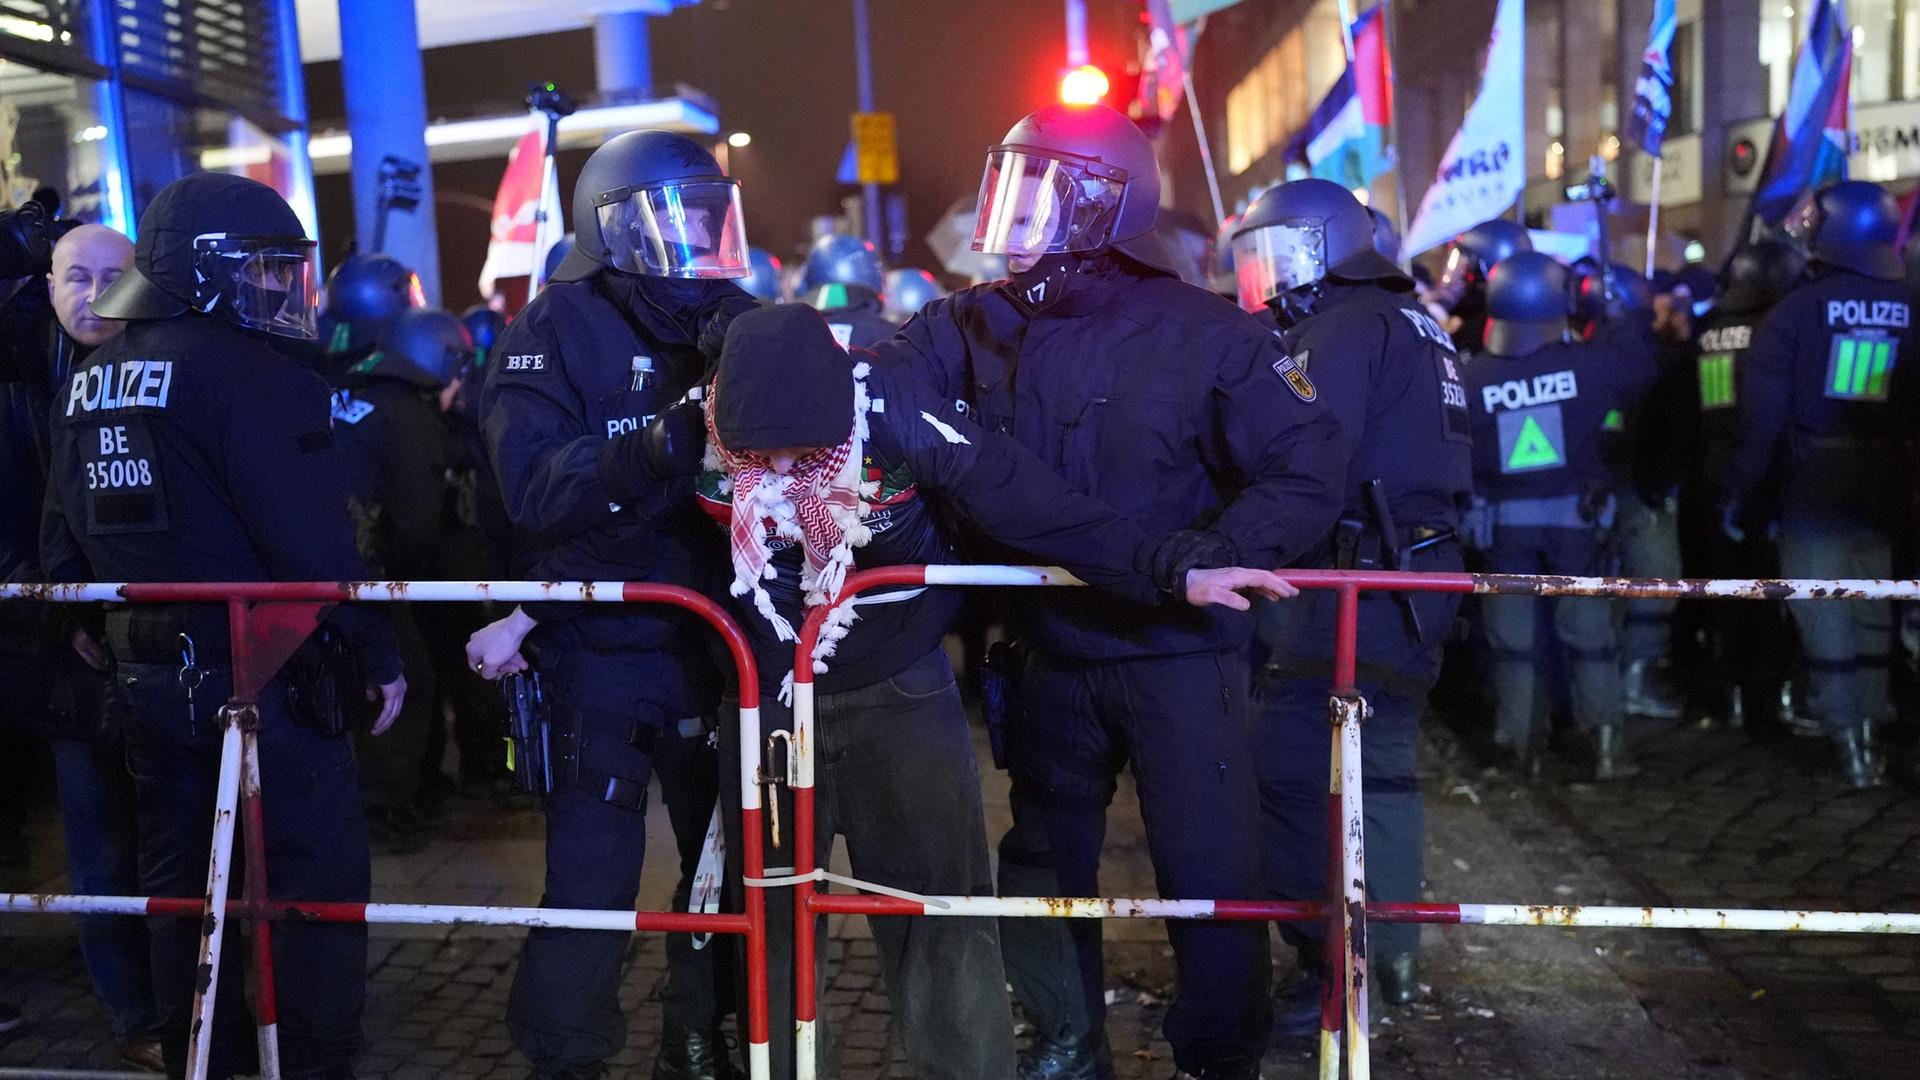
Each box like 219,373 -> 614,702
1271,354 -> 1317,403
501,353 -> 548,373
330,392 -> 375,425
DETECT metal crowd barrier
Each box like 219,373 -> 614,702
7,572 -> 1920,1080
783,567 -> 1920,1080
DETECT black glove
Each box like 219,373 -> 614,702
596,399 -> 708,503
1147,529 -> 1238,597
0,202 -> 52,279
696,293 -> 761,362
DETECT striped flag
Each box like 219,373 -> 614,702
478,128 -> 564,299
1138,0 -> 1191,123
1751,0 -> 1852,225
1627,0 -> 1678,156
1284,4 -> 1394,190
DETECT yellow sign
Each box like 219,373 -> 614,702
851,112 -> 898,185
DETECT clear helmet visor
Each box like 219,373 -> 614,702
595,180 -> 750,278
1231,222 -> 1326,313
971,149 -> 1128,258
193,237 -> 320,339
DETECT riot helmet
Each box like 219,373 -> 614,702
971,104 -> 1171,273
1438,217 -> 1533,293
543,233 -> 576,283
1231,178 -> 1407,317
1571,262 -> 1653,329
1369,208 -> 1400,264
94,173 -> 320,339
551,130 -> 749,283
323,253 -> 423,352
369,308 -> 473,389
801,232 -> 885,313
1484,251 -> 1571,358
883,268 -> 943,322
741,247 -> 784,302
1809,180 -> 1902,280
460,304 -> 506,371
1719,240 -> 1807,316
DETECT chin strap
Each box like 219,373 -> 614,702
1264,285 -> 1321,330
1001,253 -> 1087,317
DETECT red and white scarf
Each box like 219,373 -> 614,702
703,363 -> 877,678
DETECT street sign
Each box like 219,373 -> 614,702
851,112 -> 898,185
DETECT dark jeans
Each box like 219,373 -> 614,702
1615,490 -> 1681,663
52,736 -> 159,1041
1482,526 -> 1622,747
118,663 -> 370,1079
1255,548 -> 1462,962
721,648 -> 1013,1080
1779,516 -> 1893,733
999,649 -> 1268,1076
507,645 -> 722,1075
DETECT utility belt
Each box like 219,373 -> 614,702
1329,520 -> 1457,570
1488,492 -> 1612,530
106,606 -> 364,736
497,670 -> 703,807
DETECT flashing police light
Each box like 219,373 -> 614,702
1059,64 -> 1110,106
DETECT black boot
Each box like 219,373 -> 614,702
1832,725 -> 1886,790
652,1025 -> 740,1080
1018,1031 -> 1115,1080
1622,659 -> 1682,720
1593,724 -> 1640,782
1375,952 -> 1419,1005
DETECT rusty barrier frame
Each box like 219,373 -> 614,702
0,581 -> 775,1080
780,567 -> 1920,1080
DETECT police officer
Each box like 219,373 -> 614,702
1687,241 -> 1805,729
317,252 -> 420,385
471,129 -> 757,1080
739,247 -> 784,303
40,173 -> 406,1080
1463,252 -> 1656,781
871,103 -> 1348,1080
332,308 -> 470,848
1575,265 -> 1688,721
799,232 -> 894,348
1435,218 -> 1533,353
1722,182 -> 1918,788
1231,179 -> 1472,1020
882,267 -> 943,324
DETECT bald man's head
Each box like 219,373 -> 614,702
50,224 -> 134,348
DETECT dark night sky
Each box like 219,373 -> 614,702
305,0 -> 1142,309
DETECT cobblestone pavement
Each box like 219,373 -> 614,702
0,713 -> 1910,1078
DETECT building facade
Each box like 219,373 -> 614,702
1158,0 -> 1918,270
0,0 -> 314,241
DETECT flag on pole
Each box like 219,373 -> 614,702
1750,0 -> 1852,225
1627,0 -> 1678,156
478,128 -> 564,298
1138,0 -> 1191,123
1283,4 -> 1394,190
1403,0 -> 1524,257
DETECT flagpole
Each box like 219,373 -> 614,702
1181,15 -> 1228,228
1644,156 -> 1663,278
1381,0 -> 1413,264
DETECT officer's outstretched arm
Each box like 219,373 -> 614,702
859,295 -> 969,400
1206,336 -> 1352,567
479,313 -> 623,542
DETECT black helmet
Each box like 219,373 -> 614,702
742,247 -> 784,301
883,268 -> 943,322
971,104 -> 1173,274
460,304 -> 506,371
801,233 -> 885,294
1440,218 -> 1533,292
93,173 -> 320,339
1719,240 -> 1806,315
552,130 -> 750,283
1572,262 -> 1653,325
324,253 -> 422,352
1484,251 -> 1570,357
1231,179 -> 1407,313
369,308 -> 473,389
1809,180 -> 1902,280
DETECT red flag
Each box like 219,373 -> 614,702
478,129 -> 562,299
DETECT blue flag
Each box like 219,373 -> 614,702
1628,0 -> 1677,156
1752,0 -> 1853,225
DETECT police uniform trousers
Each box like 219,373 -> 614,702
117,661 -> 370,1079
1680,484 -> 1793,721
718,648 -> 1012,1080
998,649 -> 1269,1075
1614,489 -> 1682,665
1779,513 -> 1893,735
508,643 -> 726,1074
1482,522 -> 1624,749
1255,544 -> 1463,963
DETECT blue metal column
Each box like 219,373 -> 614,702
338,0 -> 443,303
595,8 -> 656,99
274,0 -> 320,249
84,0 -> 135,236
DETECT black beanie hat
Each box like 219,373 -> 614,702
714,304 -> 856,453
